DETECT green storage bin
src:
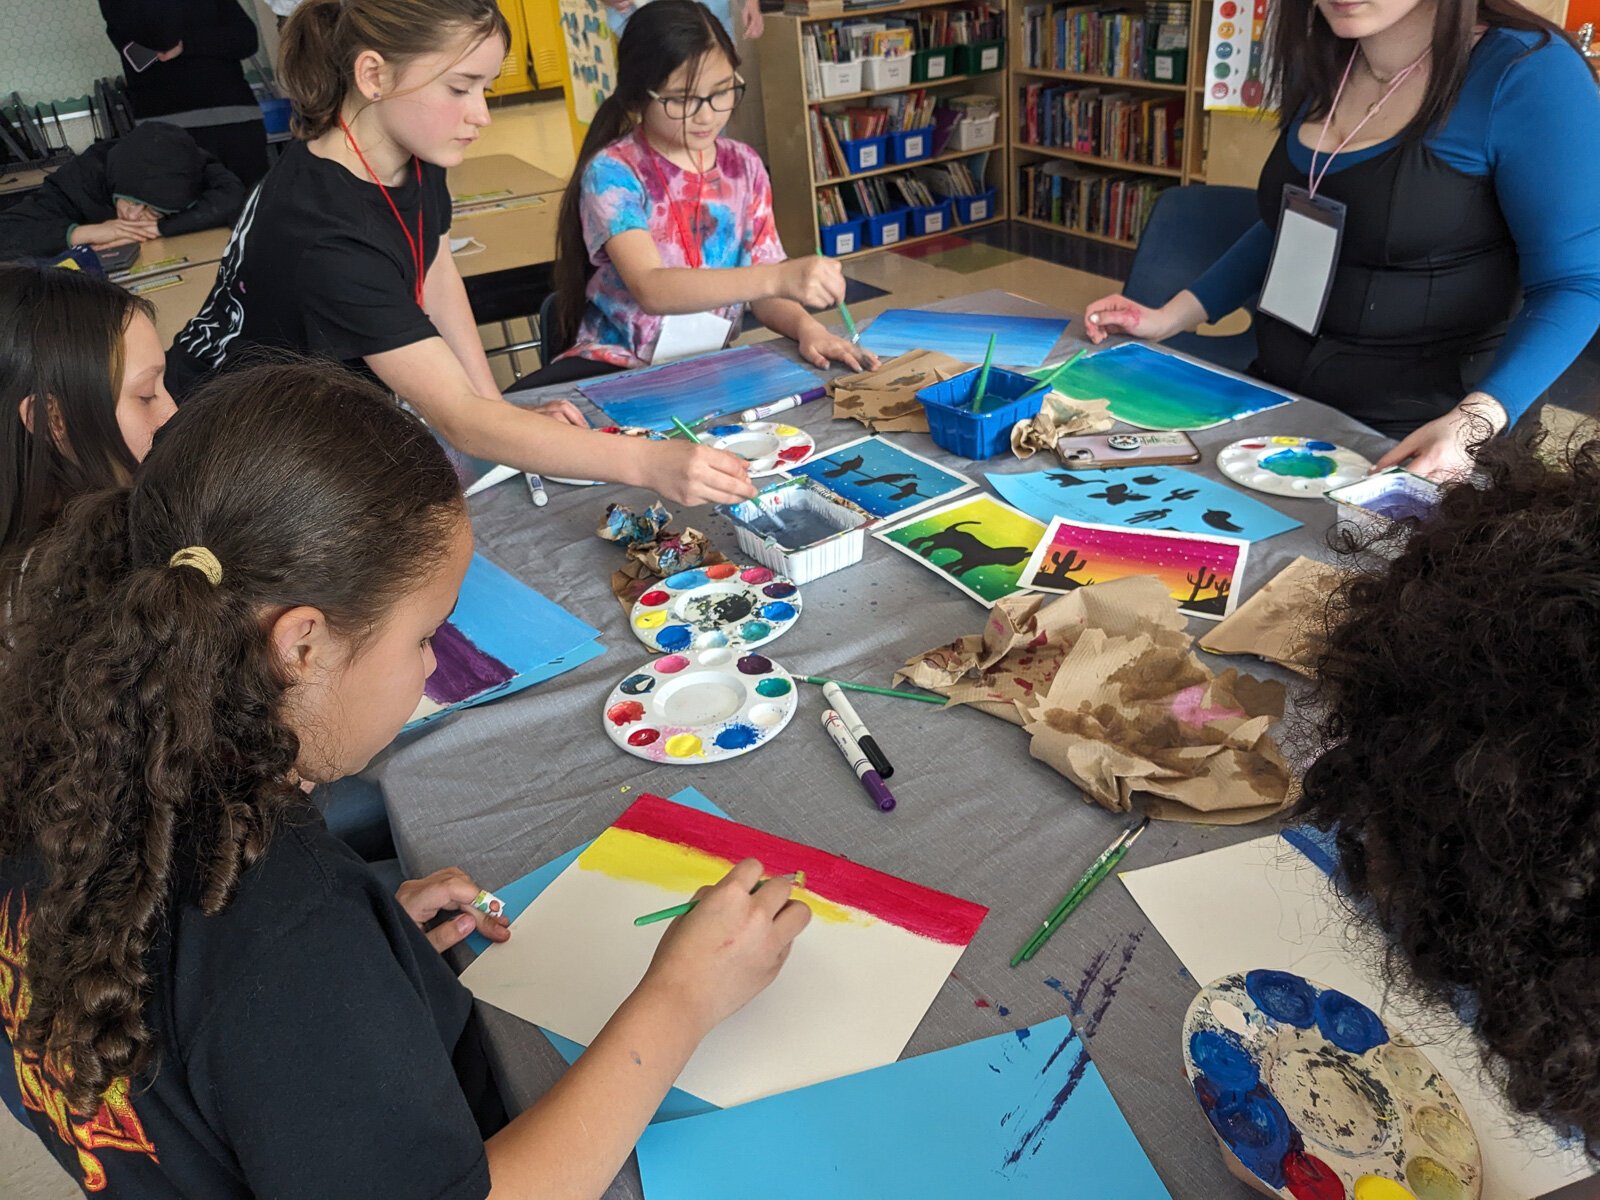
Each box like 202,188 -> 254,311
954,40 -> 1005,75
912,47 -> 954,82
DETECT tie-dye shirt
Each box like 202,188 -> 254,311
567,130 -> 787,368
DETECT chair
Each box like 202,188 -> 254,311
537,289 -> 573,368
1121,184 -> 1262,375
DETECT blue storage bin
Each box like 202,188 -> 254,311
862,208 -> 909,247
916,366 -> 1044,459
888,126 -> 935,164
819,218 -> 865,257
840,135 -> 889,175
259,97 -> 292,135
910,200 -> 954,236
954,186 -> 998,224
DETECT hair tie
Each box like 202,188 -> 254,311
168,546 -> 223,587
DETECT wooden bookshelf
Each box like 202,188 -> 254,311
759,1 -> 1010,259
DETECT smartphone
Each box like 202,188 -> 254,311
122,42 -> 161,73
1053,430 -> 1201,469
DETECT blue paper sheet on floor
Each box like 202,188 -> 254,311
404,553 -> 603,731
465,787 -> 726,1122
577,345 -> 822,431
634,1014 -> 1170,1198
858,308 -> 1071,368
988,465 -> 1301,543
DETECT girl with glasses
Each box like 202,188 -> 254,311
530,0 -> 880,390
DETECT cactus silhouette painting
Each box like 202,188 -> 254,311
1020,518 -> 1249,620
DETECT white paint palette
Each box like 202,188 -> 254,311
1217,436 -> 1373,498
603,648 -> 799,764
703,421 -> 815,478
1183,971 -> 1481,1200
629,562 -> 801,653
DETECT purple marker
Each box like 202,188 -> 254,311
740,386 -> 828,423
822,710 -> 896,812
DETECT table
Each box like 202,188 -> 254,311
142,262 -> 221,345
449,153 -> 565,209
366,292 -> 1581,1200
113,225 -> 232,278
0,164 -> 51,196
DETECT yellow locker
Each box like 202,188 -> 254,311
523,0 -> 566,90
489,0 -> 536,96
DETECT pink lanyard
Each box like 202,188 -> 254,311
1307,45 -> 1430,199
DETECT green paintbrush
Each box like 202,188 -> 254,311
1010,819 -> 1148,967
969,333 -> 998,414
800,675 -> 946,705
670,416 -> 703,444
839,301 -> 860,345
1017,347 -> 1087,401
634,871 -> 805,926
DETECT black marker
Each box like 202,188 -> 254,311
822,682 -> 892,779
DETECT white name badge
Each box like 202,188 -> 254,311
1257,185 -> 1346,337
652,311 -> 735,364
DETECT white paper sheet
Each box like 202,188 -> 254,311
1119,837 -> 1594,1200
651,312 -> 734,365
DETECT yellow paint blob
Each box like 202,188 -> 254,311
634,610 -> 668,629
1354,1175 -> 1418,1200
577,828 -> 859,924
775,425 -> 801,436
1270,435 -> 1299,445
1405,1157 -> 1465,1200
664,733 -> 703,758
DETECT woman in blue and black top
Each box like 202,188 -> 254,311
1085,0 -> 1600,479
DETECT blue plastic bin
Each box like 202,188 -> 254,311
862,208 -> 909,247
954,186 -> 998,224
820,218 -> 865,257
259,97 -> 292,135
910,199 -> 954,236
888,127 -> 935,164
916,366 -> 1044,459
840,135 -> 889,174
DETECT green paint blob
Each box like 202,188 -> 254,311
1260,448 -> 1337,478
756,677 -> 792,697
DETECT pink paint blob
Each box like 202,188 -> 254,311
627,728 -> 661,747
638,589 -> 670,607
1170,684 -> 1245,727
740,566 -> 775,584
607,700 -> 645,726
654,654 -> 691,673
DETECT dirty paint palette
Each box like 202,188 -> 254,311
1217,436 -> 1372,498
629,562 -> 801,652
704,421 -> 815,478
1184,971 -> 1482,1200
604,649 -> 800,765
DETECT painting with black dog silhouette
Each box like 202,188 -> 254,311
876,495 -> 1047,607
790,435 -> 975,520
1019,518 -> 1249,620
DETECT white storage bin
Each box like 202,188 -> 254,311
948,112 -> 999,151
818,60 -> 863,98
861,55 -> 913,91
724,477 -> 873,585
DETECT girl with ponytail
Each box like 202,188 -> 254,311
0,361 -> 806,1197
168,0 -> 753,508
530,0 -> 878,387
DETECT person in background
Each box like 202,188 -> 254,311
1082,0 -> 1600,480
0,122 -> 244,261
98,0 -> 272,187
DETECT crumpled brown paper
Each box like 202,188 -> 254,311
598,502 -> 723,613
1010,393 -> 1116,458
1198,555 -> 1342,677
830,350 -> 967,433
897,576 -> 1291,823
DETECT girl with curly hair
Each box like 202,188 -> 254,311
0,362 -> 807,1197
1297,431 -> 1600,1152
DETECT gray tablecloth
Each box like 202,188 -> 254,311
370,292 -> 1398,1198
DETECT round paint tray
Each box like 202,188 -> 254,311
629,561 -> 801,653
603,648 -> 800,764
1183,970 -> 1481,1200
703,421 -> 815,478
1217,436 -> 1372,498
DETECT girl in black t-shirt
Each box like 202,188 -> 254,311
0,263 -> 176,583
169,0 -> 753,508
0,362 -> 808,1198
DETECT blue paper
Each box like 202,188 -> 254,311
404,553 -> 603,730
635,1015 -> 1170,1198
988,465 -> 1301,543
858,309 -> 1071,368
788,435 -> 975,520
466,787 -> 726,1122
577,345 -> 821,432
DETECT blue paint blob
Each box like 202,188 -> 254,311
762,581 -> 798,599
1014,1027 -> 1032,1044
619,674 -> 655,695
662,568 -> 710,589
739,620 -> 772,642
1245,969 -> 1318,1028
1315,988 -> 1389,1054
1304,440 -> 1337,451
699,630 -> 729,648
997,1005 -> 1010,1017
1188,1029 -> 1260,1093
714,723 -> 759,750
1260,448 -> 1337,479
760,600 -> 797,621
709,424 -> 742,436
655,624 -> 693,651
1198,1086 -> 1292,1188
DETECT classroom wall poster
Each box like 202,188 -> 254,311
557,0 -> 616,131
1205,0 -> 1277,112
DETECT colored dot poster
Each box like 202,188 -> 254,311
1205,0 -> 1275,112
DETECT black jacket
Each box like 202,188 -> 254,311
98,0 -> 259,119
0,123 -> 245,261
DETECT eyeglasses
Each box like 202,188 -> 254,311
648,77 -> 747,120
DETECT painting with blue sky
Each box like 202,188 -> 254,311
789,435 -> 975,520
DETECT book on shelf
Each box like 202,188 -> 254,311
1017,81 -> 1184,168
1019,2 -> 1190,80
1017,159 -> 1169,241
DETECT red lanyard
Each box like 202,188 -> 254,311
641,133 -> 708,270
340,116 -> 427,307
